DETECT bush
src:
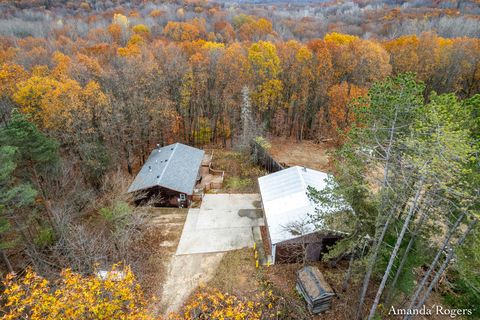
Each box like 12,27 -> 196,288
253,136 -> 271,150
1,265 -> 153,320
99,201 -> 131,229
170,285 -> 289,320
34,225 -> 55,248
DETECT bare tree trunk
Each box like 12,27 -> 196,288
385,205 -> 431,306
367,176 -> 425,320
342,248 -> 356,292
356,109 -> 399,319
356,205 -> 396,318
406,210 -> 466,312
1,249 -> 13,273
31,164 -> 61,238
405,218 -> 477,320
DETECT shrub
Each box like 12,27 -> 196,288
1,265 -> 154,320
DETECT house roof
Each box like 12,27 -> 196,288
258,166 -> 343,245
127,143 -> 205,195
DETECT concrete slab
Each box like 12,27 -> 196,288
176,194 -> 264,255
176,228 -> 254,254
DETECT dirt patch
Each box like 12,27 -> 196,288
264,262 -> 356,320
268,137 -> 334,173
208,249 -> 258,296
200,251 -> 378,320
158,252 -> 225,316
131,208 -> 187,300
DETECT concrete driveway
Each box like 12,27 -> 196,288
175,194 -> 264,255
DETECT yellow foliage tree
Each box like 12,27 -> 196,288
117,34 -> 143,57
248,41 -> 281,80
0,265 -> 154,320
132,24 -> 151,38
14,72 -> 110,139
324,32 -> 359,45
248,41 -> 282,111
383,35 -> 420,75
0,63 -> 28,98
13,76 -> 59,121
253,79 -> 283,111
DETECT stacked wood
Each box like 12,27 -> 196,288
296,266 -> 335,314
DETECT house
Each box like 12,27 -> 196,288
128,143 -> 205,207
258,166 -> 347,264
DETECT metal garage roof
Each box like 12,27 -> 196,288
127,143 -> 205,195
258,166 -> 340,245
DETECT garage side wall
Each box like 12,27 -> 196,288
273,231 -> 342,264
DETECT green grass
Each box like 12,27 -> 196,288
224,177 -> 254,192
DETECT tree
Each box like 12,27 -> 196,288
311,74 -> 479,319
323,82 -> 367,143
310,74 -> 425,318
0,63 -> 28,125
383,35 -> 420,75
0,111 -> 59,263
248,41 -> 283,116
163,21 -> 202,41
1,265 -> 154,320
0,146 -> 37,273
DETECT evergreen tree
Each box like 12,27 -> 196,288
0,111 -> 59,272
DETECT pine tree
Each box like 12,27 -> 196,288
0,111 -> 59,272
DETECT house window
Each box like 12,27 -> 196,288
179,194 -> 186,201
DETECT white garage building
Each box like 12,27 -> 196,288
258,166 -> 347,264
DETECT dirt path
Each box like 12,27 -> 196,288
158,252 -> 225,316
137,208 -> 188,312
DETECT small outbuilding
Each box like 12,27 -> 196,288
258,166 -> 347,264
128,143 -> 205,207
296,266 -> 335,314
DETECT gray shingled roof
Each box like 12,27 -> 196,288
127,143 -> 205,195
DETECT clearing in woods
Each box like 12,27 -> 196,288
268,137 -> 334,172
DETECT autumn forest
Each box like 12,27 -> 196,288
0,0 -> 479,319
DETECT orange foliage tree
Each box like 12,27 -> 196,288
320,82 -> 368,143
